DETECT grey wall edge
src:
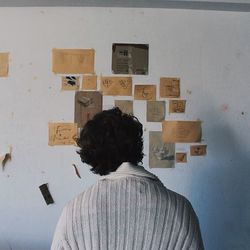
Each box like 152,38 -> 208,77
0,0 -> 250,12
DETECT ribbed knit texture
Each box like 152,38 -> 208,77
51,164 -> 204,250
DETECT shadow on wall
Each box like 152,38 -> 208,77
189,116 -> 250,250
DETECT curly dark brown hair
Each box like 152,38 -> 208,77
77,107 -> 144,175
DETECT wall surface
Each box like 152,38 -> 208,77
0,7 -> 249,250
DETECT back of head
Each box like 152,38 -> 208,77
77,107 -> 144,175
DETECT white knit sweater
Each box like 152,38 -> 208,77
51,163 -> 204,250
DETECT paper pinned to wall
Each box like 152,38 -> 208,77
149,131 -> 175,168
115,100 -> 133,114
61,76 -> 80,90
52,48 -> 95,74
0,52 -> 9,77
112,43 -> 148,75
190,145 -> 207,156
160,77 -> 180,98
162,121 -> 202,143
134,85 -> 156,101
169,100 -> 186,113
82,74 -> 97,90
48,122 -> 77,146
176,152 -> 187,163
147,101 -> 165,122
39,183 -> 54,205
0,145 -> 12,170
75,91 -> 102,128
101,76 -> 132,96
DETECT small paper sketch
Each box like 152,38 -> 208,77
134,85 -> 156,101
101,76 -> 132,96
160,77 -> 180,98
190,145 -> 207,156
112,43 -> 148,75
147,101 -> 165,122
0,52 -> 9,77
61,76 -> 80,90
82,74 -> 97,90
169,100 -> 186,113
75,91 -> 102,128
48,123 -> 77,146
176,153 -> 187,163
52,48 -> 95,74
149,131 -> 175,168
115,100 -> 133,115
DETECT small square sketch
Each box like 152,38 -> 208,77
147,101 -> 165,122
62,76 -> 80,90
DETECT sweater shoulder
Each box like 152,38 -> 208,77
65,175 -> 192,212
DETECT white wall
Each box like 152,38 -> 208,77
0,7 -> 249,250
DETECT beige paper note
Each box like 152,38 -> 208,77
147,101 -> 165,122
160,77 -> 180,98
101,76 -> 132,96
52,49 -> 95,74
115,100 -> 133,114
176,153 -> 187,163
162,121 -> 202,143
82,75 -> 97,90
61,76 -> 80,90
169,100 -> 186,113
134,85 -> 156,101
149,131 -> 175,168
190,145 -> 207,156
0,53 -> 9,77
48,123 -> 77,146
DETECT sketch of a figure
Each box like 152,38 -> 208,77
149,131 -> 175,168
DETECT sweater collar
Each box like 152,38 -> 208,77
100,162 -> 158,180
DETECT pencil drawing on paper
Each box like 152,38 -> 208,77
147,101 -> 165,122
160,78 -> 180,98
149,131 -> 175,168
169,100 -> 186,113
49,123 -> 77,146
119,79 -> 130,89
